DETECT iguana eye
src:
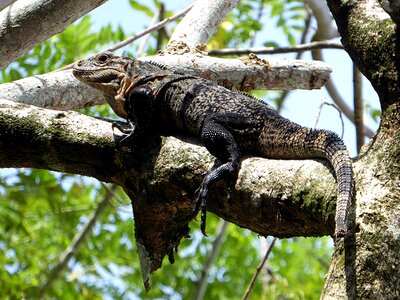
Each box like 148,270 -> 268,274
97,53 -> 110,63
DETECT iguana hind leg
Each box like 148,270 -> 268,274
194,114 -> 241,235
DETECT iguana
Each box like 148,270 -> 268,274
73,51 -> 354,240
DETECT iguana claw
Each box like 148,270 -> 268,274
194,184 -> 209,236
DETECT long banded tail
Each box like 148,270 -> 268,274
259,123 -> 354,239
323,132 -> 354,239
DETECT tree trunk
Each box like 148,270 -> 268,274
322,0 -> 400,298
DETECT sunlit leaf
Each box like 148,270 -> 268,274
129,0 -> 154,17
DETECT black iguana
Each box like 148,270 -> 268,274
73,51 -> 354,240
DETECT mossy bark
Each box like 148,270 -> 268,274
322,104 -> 400,299
322,0 -> 400,298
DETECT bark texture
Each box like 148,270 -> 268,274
0,70 -> 106,110
0,0 -> 107,67
168,0 -> 239,53
321,0 -> 400,298
0,57 -> 331,111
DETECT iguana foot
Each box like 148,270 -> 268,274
112,121 -> 135,149
194,181 -> 209,236
112,121 -> 133,135
193,161 -> 239,236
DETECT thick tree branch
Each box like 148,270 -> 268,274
0,99 -> 119,180
0,0 -> 107,68
142,54 -> 331,91
0,56 -> 331,111
0,70 -> 105,109
304,0 -> 339,40
322,2 -> 400,298
168,0 -> 239,53
0,0 -> 16,12
0,98 -> 338,239
327,0 -> 399,111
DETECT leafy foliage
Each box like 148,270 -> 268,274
0,16 -> 125,83
0,1 -> 334,299
209,0 -> 305,50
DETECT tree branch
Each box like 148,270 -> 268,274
168,0 -> 239,53
208,40 -> 343,56
0,70 -> 105,109
311,50 -> 375,139
0,0 -> 16,12
0,99 -> 119,181
304,0 -> 339,40
0,98 -> 338,239
0,55 -> 331,112
242,237 -> 277,300
327,0 -> 399,111
0,0 -> 108,68
142,54 -> 331,91
353,65 -> 364,153
313,101 -> 345,138
192,220 -> 229,300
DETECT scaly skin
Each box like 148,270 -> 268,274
73,52 -> 354,240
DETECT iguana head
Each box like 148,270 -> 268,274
73,52 -> 132,118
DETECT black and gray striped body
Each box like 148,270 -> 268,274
128,74 -> 353,238
73,52 -> 353,239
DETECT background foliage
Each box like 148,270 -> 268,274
0,0 -> 335,299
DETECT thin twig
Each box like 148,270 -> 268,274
107,3 -> 192,52
107,4 -> 192,52
353,64 -> 364,153
136,6 -> 162,57
276,8 -> 312,112
313,100 -> 345,139
311,48 -> 375,139
192,219 -> 229,300
59,3 -> 193,71
208,40 -> 343,56
38,183 -> 116,296
155,2 -> 168,51
242,237 -> 277,300
249,0 -> 264,47
326,78 -> 374,138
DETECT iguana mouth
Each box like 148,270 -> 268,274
72,67 -> 120,84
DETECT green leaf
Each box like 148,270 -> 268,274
129,1 -> 154,17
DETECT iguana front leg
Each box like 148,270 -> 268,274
115,74 -> 136,102
108,74 -> 136,119
194,114 -> 241,235
113,86 -> 155,147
